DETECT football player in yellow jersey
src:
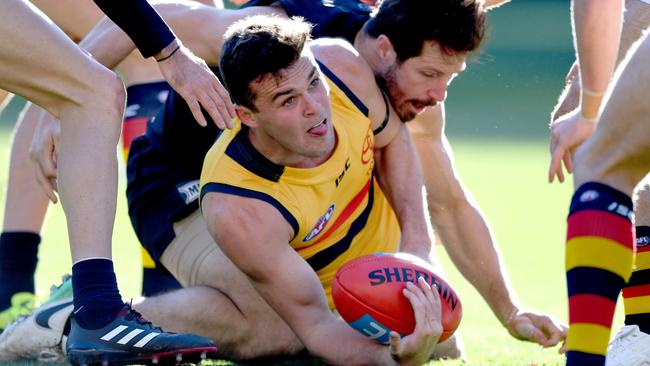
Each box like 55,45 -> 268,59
198,16 -> 441,364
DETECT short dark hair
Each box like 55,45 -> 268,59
364,0 -> 486,61
220,16 -> 312,111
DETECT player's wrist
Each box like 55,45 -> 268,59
154,39 -> 181,62
579,88 -> 605,122
500,305 -> 520,328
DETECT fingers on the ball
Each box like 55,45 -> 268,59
406,281 -> 430,310
389,331 -> 401,354
405,281 -> 440,338
424,282 -> 440,306
403,284 -> 427,324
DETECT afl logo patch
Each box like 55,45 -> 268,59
303,204 -> 335,242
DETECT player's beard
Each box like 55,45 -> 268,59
375,65 -> 436,122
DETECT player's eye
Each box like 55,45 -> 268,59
309,78 -> 321,88
282,96 -> 295,107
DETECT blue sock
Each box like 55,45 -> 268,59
71,258 -> 124,329
0,232 -> 40,310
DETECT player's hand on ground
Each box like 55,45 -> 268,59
505,309 -> 567,347
548,108 -> 596,183
157,42 -> 235,129
29,114 -> 60,203
389,277 -> 442,365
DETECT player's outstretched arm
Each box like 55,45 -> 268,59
408,106 -> 567,347
202,193 -> 441,366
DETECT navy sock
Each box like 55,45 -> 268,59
71,258 -> 124,329
0,232 -> 40,310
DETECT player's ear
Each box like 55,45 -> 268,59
375,35 -> 397,67
236,105 -> 259,128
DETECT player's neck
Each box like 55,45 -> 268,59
354,31 -> 382,76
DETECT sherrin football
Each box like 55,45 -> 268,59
332,253 -> 462,344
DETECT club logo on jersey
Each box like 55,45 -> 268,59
361,126 -> 374,165
638,236 -> 650,248
176,180 -> 200,205
302,204 -> 335,242
579,190 -> 599,202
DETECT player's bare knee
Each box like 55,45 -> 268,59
91,70 -> 125,118
62,68 -> 124,120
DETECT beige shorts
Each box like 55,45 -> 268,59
160,210 -> 222,288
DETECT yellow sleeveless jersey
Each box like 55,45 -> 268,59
200,62 -> 400,308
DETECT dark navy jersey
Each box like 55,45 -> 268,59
243,0 -> 372,44
127,2 -> 372,263
94,0 -> 175,57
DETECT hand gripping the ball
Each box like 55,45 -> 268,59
389,277 -> 443,366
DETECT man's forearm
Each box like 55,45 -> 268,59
432,197 -> 518,324
374,124 -> 432,259
93,0 -> 176,58
572,0 -> 623,118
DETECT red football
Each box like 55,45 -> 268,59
332,253 -> 462,344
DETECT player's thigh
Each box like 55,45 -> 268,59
0,0 -> 118,117
573,33 -> 650,192
161,210 -> 285,321
622,0 -> 650,61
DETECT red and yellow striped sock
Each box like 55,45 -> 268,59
565,182 -> 635,366
623,226 -> 650,334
